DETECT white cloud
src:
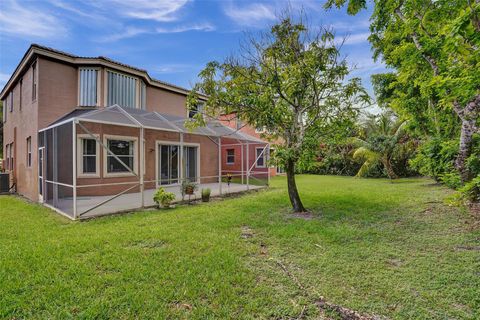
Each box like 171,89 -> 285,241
156,22 -> 215,33
153,63 -> 194,73
105,0 -> 190,22
224,3 -> 276,26
335,32 -> 370,46
97,27 -> 150,43
0,0 -> 67,38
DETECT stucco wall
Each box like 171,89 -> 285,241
145,86 -> 188,117
2,59 -> 39,201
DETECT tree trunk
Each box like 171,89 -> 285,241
454,96 -> 480,183
285,158 -> 307,213
383,157 -> 398,180
456,118 -> 476,182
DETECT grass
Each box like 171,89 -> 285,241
0,175 -> 478,319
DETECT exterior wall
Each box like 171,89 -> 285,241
37,58 -> 78,129
219,114 -> 281,178
1,47 -> 200,202
220,137 -> 269,179
75,123 -> 219,197
2,60 -> 39,201
145,86 -> 187,117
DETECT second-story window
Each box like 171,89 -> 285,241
32,62 -> 37,101
2,98 -> 6,123
79,68 -> 98,106
19,79 -> 23,111
188,103 -> 204,119
140,81 -> 146,110
9,92 -> 13,112
107,71 -> 137,108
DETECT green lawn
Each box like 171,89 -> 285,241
1,175 -> 478,319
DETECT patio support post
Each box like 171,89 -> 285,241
140,127 -> 144,208
267,143 -> 270,187
246,141 -> 250,190
218,137 -> 222,195
72,120 -> 77,219
180,132 -> 184,183
241,142 -> 244,185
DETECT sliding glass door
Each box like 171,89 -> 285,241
184,146 -> 198,182
157,144 -> 198,185
159,145 -> 179,185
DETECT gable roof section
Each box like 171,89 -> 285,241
0,44 -> 206,100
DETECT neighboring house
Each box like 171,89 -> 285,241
1,44 -> 268,218
220,113 -> 285,178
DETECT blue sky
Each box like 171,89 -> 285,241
0,0 -> 385,99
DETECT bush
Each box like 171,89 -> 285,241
410,138 -> 458,182
153,188 -> 176,208
201,188 -> 211,202
459,175 -> 480,202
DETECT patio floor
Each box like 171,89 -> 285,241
53,182 -> 264,219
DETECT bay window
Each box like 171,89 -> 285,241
107,71 -> 137,108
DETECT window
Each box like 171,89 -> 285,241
77,137 -> 100,176
255,126 -> 265,133
140,81 -> 146,110
104,135 -> 137,176
32,62 -> 37,101
9,92 -> 13,112
184,145 -> 198,182
3,99 -> 6,123
157,143 -> 198,185
188,103 -> 203,119
19,79 -> 23,111
107,71 -> 137,108
226,149 -> 235,164
255,148 -> 265,167
26,137 -> 31,167
8,142 -> 15,170
79,68 -> 98,106
5,144 -> 9,170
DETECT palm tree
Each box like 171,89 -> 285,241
351,111 -> 407,179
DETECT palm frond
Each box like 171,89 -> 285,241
353,147 -> 381,177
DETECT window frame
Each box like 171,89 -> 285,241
77,134 -> 100,178
19,78 -> 23,111
26,136 -> 32,167
9,92 -> 13,112
103,134 -> 138,177
255,147 -> 266,168
32,61 -> 37,101
226,148 -> 235,165
155,140 -> 200,187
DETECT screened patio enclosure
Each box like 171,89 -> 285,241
38,105 -> 270,219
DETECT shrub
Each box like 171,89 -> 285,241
201,188 -> 211,202
459,175 -> 480,202
153,188 -> 176,208
440,172 -> 463,189
410,138 -> 458,182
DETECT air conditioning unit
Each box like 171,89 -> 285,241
0,173 -> 10,194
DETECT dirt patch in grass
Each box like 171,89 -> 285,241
241,226 -> 254,239
289,211 -> 316,220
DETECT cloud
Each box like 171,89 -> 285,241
156,22 -> 215,33
97,27 -> 150,43
334,32 -> 370,46
153,63 -> 195,74
224,2 -> 276,26
105,0 -> 190,22
0,0 -> 67,38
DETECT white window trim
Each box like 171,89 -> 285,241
155,140 -> 201,188
77,67 -> 101,107
77,134 -> 100,178
255,147 -> 266,168
255,126 -> 266,134
103,134 -> 138,178
226,149 -> 235,165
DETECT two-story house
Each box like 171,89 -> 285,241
1,44 -> 269,218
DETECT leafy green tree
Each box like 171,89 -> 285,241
188,14 -> 368,212
327,0 -> 480,182
351,111 -> 408,179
